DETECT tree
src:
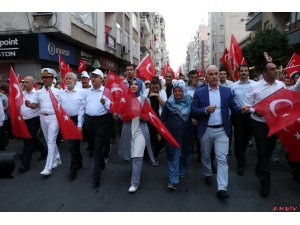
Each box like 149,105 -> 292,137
242,26 -> 290,72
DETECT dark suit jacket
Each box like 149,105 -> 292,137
191,85 -> 240,139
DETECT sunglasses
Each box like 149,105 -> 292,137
42,76 -> 53,79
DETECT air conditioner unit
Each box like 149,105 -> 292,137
122,45 -> 129,55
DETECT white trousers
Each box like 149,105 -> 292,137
200,127 -> 229,191
40,114 -> 60,170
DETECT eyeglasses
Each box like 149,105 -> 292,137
23,81 -> 30,83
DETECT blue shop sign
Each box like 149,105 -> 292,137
38,33 -> 78,65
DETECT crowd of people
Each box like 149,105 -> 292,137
0,61 -> 300,201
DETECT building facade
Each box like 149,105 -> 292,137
0,12 -> 166,83
208,12 -> 250,67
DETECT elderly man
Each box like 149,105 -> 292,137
83,69 -> 111,188
25,68 -> 61,176
191,65 -> 241,201
19,76 -> 47,173
60,72 -> 84,180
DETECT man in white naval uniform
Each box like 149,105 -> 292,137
25,68 -> 62,176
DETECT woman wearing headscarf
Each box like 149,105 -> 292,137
161,79 -> 193,191
118,78 -> 155,193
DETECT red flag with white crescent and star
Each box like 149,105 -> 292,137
252,88 -> 300,136
8,67 -> 31,138
136,54 -> 155,81
277,117 -> 300,162
59,55 -> 72,89
220,48 -> 230,74
78,60 -> 87,74
141,101 -> 180,148
285,53 -> 300,78
48,89 -> 82,140
104,72 -> 142,121
229,34 -> 247,80
161,63 -> 176,79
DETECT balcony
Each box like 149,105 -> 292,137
246,12 -> 262,31
140,17 -> 151,35
140,37 -> 151,51
105,32 -> 116,50
288,20 -> 300,45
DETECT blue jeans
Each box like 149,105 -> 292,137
166,143 -> 181,185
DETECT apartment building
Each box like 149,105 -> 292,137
0,12 -> 142,82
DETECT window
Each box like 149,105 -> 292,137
116,23 -> 122,44
132,13 -> 138,31
71,12 -> 95,29
219,42 -> 224,53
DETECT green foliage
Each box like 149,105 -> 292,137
242,26 -> 290,72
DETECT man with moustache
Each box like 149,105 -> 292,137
60,72 -> 84,180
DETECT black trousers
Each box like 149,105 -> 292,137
69,116 -> 82,171
85,114 -> 111,176
232,112 -> 252,168
0,122 -> 9,151
23,117 -> 47,168
251,119 -> 277,185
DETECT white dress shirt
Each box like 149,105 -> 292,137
231,79 -> 256,107
219,80 -> 233,87
36,85 -> 61,115
84,85 -> 111,116
207,85 -> 223,126
0,100 -> 4,126
244,79 -> 286,122
60,87 -> 85,128
20,88 -> 40,120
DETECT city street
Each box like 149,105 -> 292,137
0,138 -> 299,212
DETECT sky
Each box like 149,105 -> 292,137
161,10 -> 208,70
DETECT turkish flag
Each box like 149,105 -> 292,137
277,118 -> 300,162
141,101 -> 180,148
8,67 -> 31,138
220,48 -> 230,74
136,55 -> 155,81
195,68 -> 205,77
48,89 -> 82,140
78,60 -> 87,74
161,63 -> 175,79
230,34 -> 247,80
252,88 -> 300,136
59,55 -> 72,89
104,72 -> 142,121
285,53 -> 300,78
17,74 -> 22,83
